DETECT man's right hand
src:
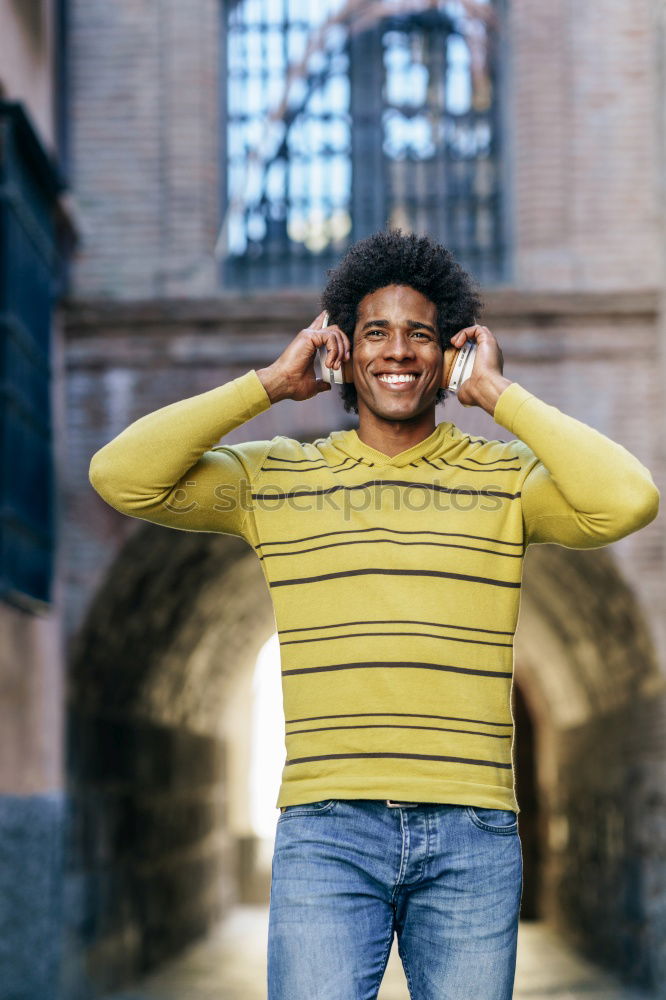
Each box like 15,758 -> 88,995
256,311 -> 352,403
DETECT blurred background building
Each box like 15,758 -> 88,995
1,0 -> 666,998
0,0 -> 75,998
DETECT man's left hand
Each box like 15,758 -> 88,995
450,324 -> 512,415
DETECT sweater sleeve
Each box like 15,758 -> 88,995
88,369 -> 273,539
492,382 -> 660,548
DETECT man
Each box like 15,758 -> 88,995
89,230 -> 659,1000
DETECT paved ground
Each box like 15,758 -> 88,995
105,906 -> 654,999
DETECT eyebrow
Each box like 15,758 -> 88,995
360,319 -> 437,335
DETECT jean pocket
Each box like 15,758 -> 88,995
466,805 -> 518,834
278,799 -> 338,819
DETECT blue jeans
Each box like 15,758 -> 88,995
268,798 -> 522,1000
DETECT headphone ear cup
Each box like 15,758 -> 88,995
317,345 -> 349,384
442,346 -> 457,388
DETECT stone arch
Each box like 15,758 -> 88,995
64,527 -> 663,991
518,545 -> 659,727
514,543 -> 664,983
66,524 -> 275,988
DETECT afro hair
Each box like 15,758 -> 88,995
321,229 -> 484,414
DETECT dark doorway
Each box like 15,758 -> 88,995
513,681 -> 542,919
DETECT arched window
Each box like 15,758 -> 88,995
220,0 -> 506,289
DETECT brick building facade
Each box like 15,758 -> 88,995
55,0 -> 666,996
0,3 -> 74,1000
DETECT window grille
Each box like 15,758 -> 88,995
220,0 -> 506,289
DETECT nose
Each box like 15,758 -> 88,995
382,333 -> 417,362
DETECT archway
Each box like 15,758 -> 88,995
65,524 -> 275,991
514,542 -> 663,983
64,526 -> 662,993
513,679 -> 542,920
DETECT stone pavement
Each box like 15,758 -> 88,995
105,906 -> 654,1000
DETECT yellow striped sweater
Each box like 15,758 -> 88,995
88,370 -> 659,813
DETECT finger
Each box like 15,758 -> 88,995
333,331 -> 345,366
323,332 -> 337,364
332,324 -> 352,354
327,324 -> 352,359
454,325 -> 486,345
311,310 -> 328,330
326,330 -> 344,367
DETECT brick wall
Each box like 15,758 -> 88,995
510,0 -> 661,290
69,0 -> 220,298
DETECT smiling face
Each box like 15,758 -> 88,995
351,283 -> 444,425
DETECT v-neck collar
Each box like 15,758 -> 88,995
329,420 -> 457,468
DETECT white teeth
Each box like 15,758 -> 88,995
377,374 -> 418,384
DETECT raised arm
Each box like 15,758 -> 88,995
450,324 -> 660,549
88,310 -> 354,538
88,370 -> 273,538
493,382 -> 659,547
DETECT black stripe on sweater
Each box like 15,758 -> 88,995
261,456 -> 367,473
270,566 -> 521,590
284,751 -> 512,769
259,536 -> 522,562
280,618 -> 516,637
279,629 -> 513,649
285,711 -> 513,727
420,456 -> 521,473
260,454 -> 326,464
281,659 -> 513,678
251,479 -> 521,501
465,454 -> 520,465
257,526 -> 523,551
285,722 -> 512,739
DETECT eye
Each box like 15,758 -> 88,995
365,329 -> 431,338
